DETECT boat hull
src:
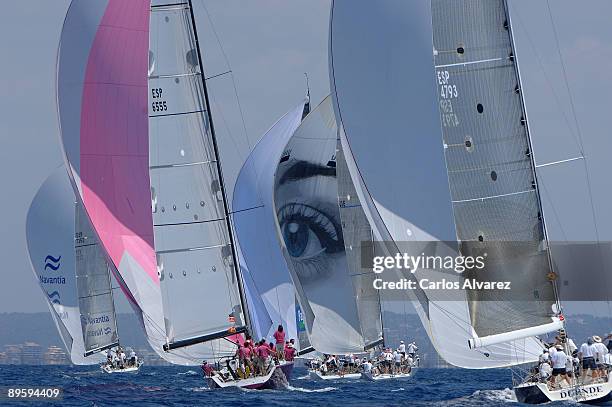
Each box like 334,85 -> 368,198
101,362 -> 142,374
514,374 -> 612,404
209,362 -> 294,389
309,370 -> 361,380
361,371 -> 412,381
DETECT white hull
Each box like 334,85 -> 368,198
361,371 -> 412,381
209,362 -> 293,389
514,372 -> 612,404
101,362 -> 142,374
309,370 -> 361,380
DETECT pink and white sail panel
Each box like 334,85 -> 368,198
55,0 -> 170,360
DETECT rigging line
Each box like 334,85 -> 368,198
512,8 -> 583,155
535,156 -> 583,168
229,204 -> 265,215
199,0 -> 251,153
545,0 -> 585,154
205,70 -> 231,81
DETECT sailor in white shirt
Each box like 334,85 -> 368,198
539,361 -> 552,381
593,336 -> 608,379
384,349 -> 393,374
393,350 -> 402,374
550,344 -> 570,387
361,359 -> 373,374
538,349 -> 550,364
579,337 -> 599,380
407,342 -> 418,358
398,341 -> 406,357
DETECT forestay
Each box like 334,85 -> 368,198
26,167 -> 106,365
148,1 -> 246,352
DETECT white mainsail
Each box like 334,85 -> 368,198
329,0 -> 554,367
26,167 -> 108,365
232,101 -> 306,343
273,96 -> 383,354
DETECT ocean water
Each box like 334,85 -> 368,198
0,365 -> 569,406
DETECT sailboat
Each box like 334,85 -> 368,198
329,0 -> 611,403
55,0 -> 255,369
26,167 -> 142,373
271,95 -> 394,381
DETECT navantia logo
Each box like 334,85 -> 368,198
40,254 -> 66,286
81,315 -> 111,325
44,255 -> 61,271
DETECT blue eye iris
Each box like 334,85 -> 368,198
284,221 -> 309,257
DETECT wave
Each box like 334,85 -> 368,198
177,370 -> 199,376
441,388 -> 517,406
286,385 -> 337,393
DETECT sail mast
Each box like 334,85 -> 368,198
185,0 -> 252,336
502,0 -> 562,312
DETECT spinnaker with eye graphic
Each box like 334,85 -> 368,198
232,100 -> 308,349
26,166 -> 116,365
329,2 -> 612,394
273,95 -> 384,355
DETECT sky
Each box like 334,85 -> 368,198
0,0 -> 611,316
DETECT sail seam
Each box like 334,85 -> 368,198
156,243 -> 227,255
149,109 -> 206,118
154,218 -> 225,227
435,57 -> 505,68
149,160 -> 215,170
452,189 -> 534,204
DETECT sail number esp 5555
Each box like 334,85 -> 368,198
151,88 -> 167,113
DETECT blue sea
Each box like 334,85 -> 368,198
0,365 -> 569,406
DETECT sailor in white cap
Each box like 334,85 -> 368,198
398,340 -> 406,357
593,335 -> 608,379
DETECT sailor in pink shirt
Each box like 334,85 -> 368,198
284,340 -> 296,361
273,325 -> 286,360
256,340 -> 271,374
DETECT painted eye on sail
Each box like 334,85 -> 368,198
282,220 -> 323,258
277,203 -> 344,260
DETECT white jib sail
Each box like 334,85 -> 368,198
232,101 -> 306,343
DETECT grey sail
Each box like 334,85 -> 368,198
431,0 -> 558,341
148,1 -> 246,353
75,202 -> 120,356
336,139 -> 384,349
